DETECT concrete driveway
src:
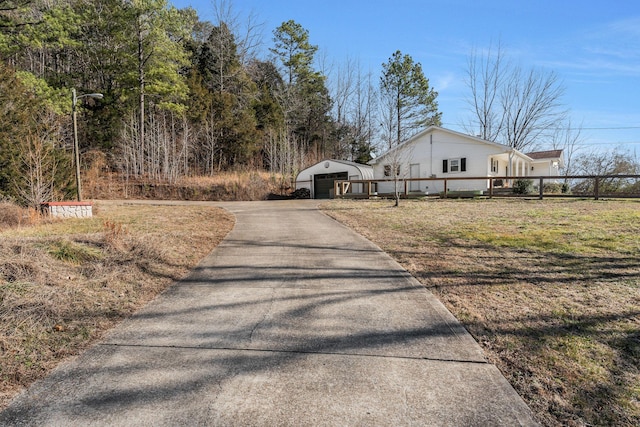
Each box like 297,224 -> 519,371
0,200 -> 538,426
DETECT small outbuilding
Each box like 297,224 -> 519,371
295,159 -> 374,199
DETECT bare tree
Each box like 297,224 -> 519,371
15,133 -> 57,208
464,42 -> 507,141
212,0 -> 264,66
202,107 -> 224,174
264,127 -> 301,179
551,119 -> 584,178
501,67 -> 566,151
350,67 -> 378,162
465,42 -> 566,152
328,56 -> 356,157
379,142 -> 414,207
326,57 -> 378,162
572,146 -> 639,194
575,147 -> 638,176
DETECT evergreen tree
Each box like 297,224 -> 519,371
0,63 -> 29,198
193,20 -> 260,168
271,20 -> 332,161
197,22 -> 239,93
380,50 -> 441,147
0,0 -> 36,59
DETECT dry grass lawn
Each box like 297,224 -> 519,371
0,202 -> 234,409
322,198 -> 639,427
1,197 -> 637,425
84,169 -> 289,201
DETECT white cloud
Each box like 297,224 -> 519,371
434,72 -> 457,91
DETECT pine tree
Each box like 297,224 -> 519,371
380,50 -> 441,147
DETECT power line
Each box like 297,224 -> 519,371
442,122 -> 640,131
576,141 -> 640,146
578,127 -> 640,130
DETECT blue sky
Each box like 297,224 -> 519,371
171,0 -> 640,152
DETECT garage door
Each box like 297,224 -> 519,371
314,172 -> 348,199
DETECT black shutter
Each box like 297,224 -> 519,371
442,159 -> 448,173
461,158 -> 467,172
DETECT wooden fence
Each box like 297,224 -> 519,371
333,175 -> 640,200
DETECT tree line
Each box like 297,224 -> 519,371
1,1 -> 636,206
0,0 -> 443,205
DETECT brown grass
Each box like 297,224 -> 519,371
322,198 -> 640,427
0,202 -> 42,230
84,171 -> 291,201
0,202 -> 234,409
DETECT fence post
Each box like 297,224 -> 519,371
594,177 -> 600,200
443,179 -> 448,198
539,177 -> 544,200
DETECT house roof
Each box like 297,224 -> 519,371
369,126 -> 516,164
525,149 -> 563,160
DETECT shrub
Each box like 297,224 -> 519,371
542,182 -> 563,194
513,179 -> 534,194
0,201 -> 26,230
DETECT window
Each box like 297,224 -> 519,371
384,164 -> 400,177
442,157 -> 466,173
491,158 -> 499,173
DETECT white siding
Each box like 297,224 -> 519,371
372,128 -> 507,193
531,159 -> 561,177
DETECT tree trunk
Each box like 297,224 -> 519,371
137,18 -> 146,177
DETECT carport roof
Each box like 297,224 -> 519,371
297,159 -> 374,180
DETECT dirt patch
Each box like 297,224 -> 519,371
0,203 -> 234,409
322,198 -> 640,427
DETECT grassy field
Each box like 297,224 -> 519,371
322,198 -> 640,427
0,202 -> 234,409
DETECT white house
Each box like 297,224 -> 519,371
369,126 -> 563,194
295,159 -> 374,199
526,149 -> 564,177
